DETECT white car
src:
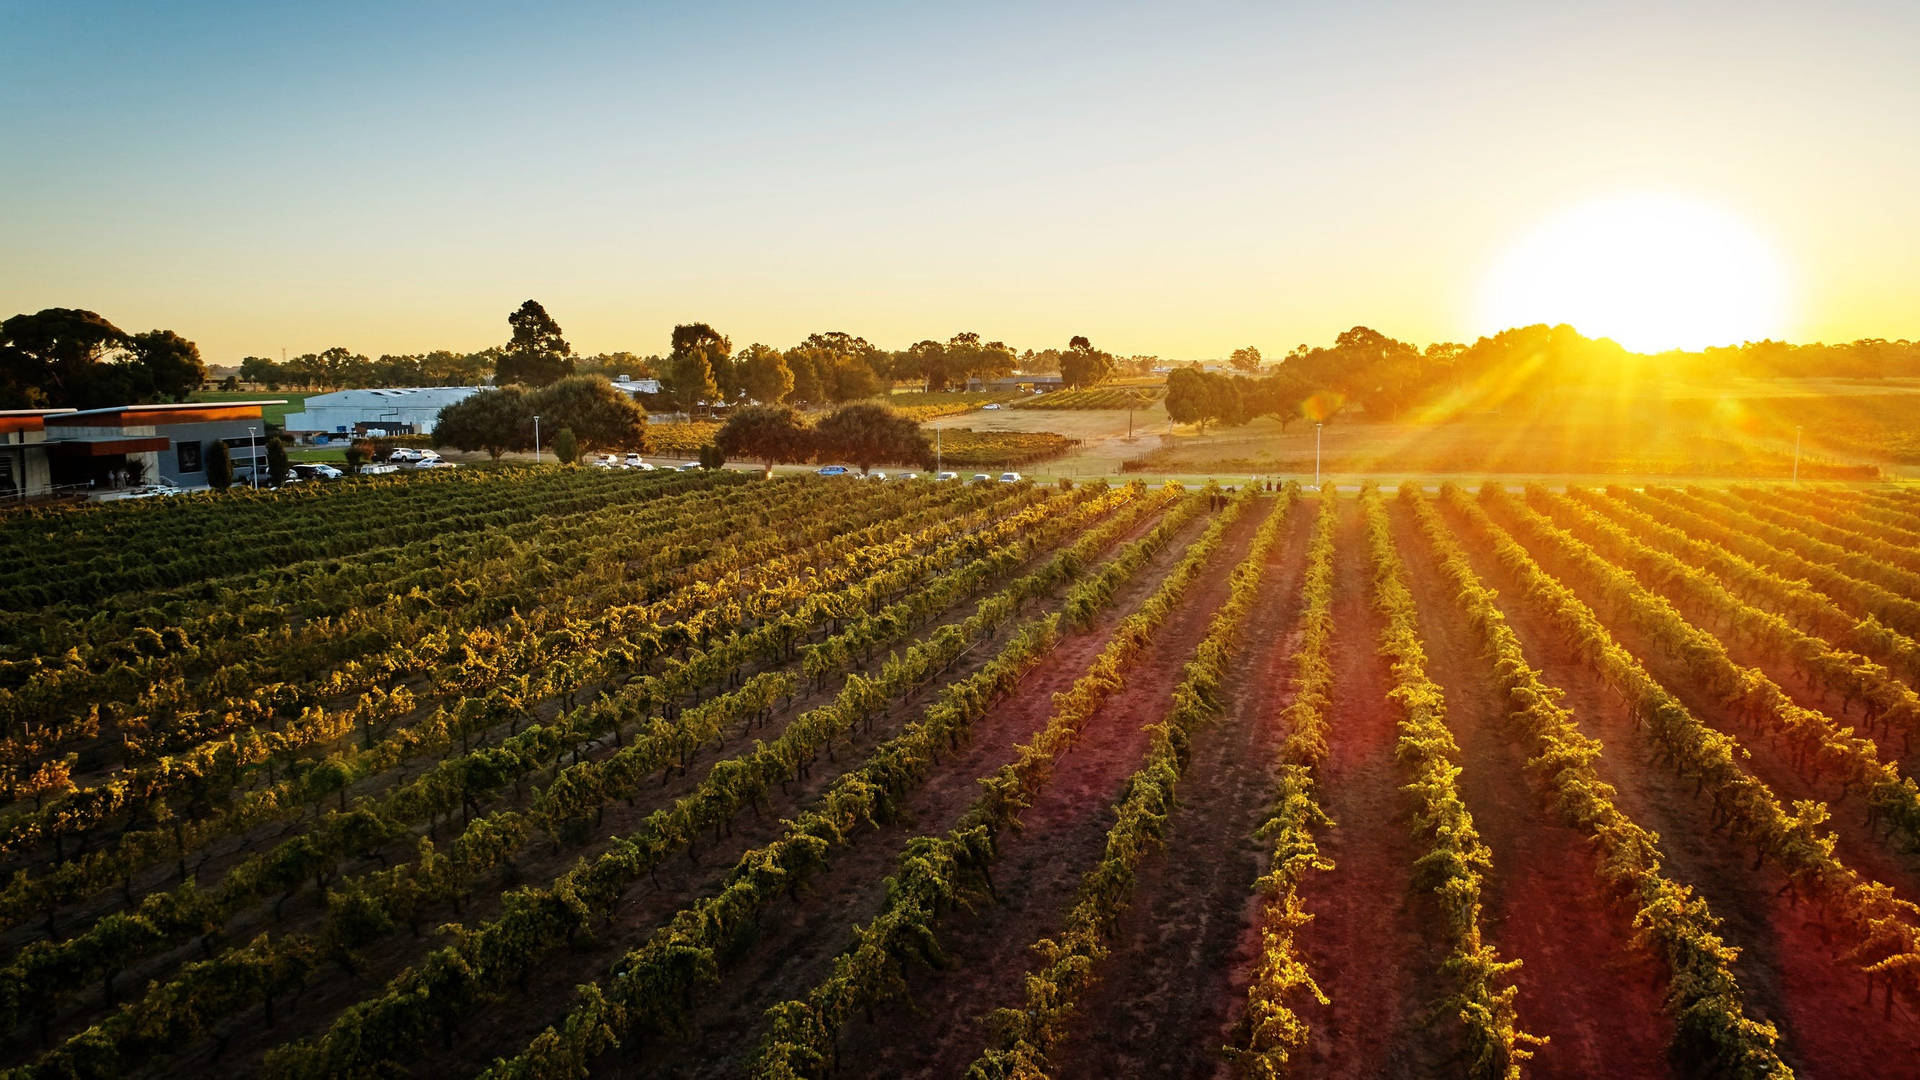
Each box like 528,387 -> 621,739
387,447 -> 423,463
292,463 -> 343,481
624,453 -> 644,468
897,473 -> 919,481
865,471 -> 888,481
982,403 -> 1003,410
120,477 -> 188,500
591,454 -> 621,468
969,473 -> 993,484
998,472 -> 1023,483
414,459 -> 459,469
935,471 -> 960,481
675,462 -> 702,472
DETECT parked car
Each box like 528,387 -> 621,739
864,471 -> 888,481
969,473 -> 993,484
360,462 -> 400,475
590,453 -> 621,468
414,459 -> 459,469
624,453 -> 644,467
897,472 -> 919,481
934,471 -> 960,481
120,477 -> 188,499
675,462 -> 702,472
982,402 -> 1003,410
998,472 -> 1024,483
816,465 -> 850,476
387,447 -> 424,463
291,463 -> 343,482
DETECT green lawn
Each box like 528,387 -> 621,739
190,390 -> 315,428
287,446 -> 348,463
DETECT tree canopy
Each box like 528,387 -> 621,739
527,375 -> 648,451
497,300 -> 574,387
716,404 -> 812,475
1060,335 -> 1115,388
0,309 -> 206,408
812,402 -> 930,474
433,377 -> 646,459
734,343 -> 794,404
666,323 -> 728,414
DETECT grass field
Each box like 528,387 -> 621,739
4,472 -> 1919,1077
188,389 -> 316,428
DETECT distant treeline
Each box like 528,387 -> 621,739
10,297 -> 1918,413
1166,324 -> 1920,430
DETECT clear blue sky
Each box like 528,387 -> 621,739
4,1 -> 1916,361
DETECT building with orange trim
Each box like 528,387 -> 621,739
2,401 -> 285,498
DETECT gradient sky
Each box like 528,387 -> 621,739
4,1 -> 1917,363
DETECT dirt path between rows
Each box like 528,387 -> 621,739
1449,498 -> 1920,1078
161,495 -> 1143,1077
1286,499 -> 1447,1078
1044,496 -> 1315,1080
827,501 -> 1271,1080
1390,499 -> 1674,1078
587,504 -> 1228,1080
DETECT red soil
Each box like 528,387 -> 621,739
1043,498 -> 1317,1080
588,505 -> 1233,1079
1390,499 -> 1675,1078
1285,500 -> 1449,1078
163,499 -> 1164,1076
827,503 -> 1271,1079
1452,498 -> 1920,1078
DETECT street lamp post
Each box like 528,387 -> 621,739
1314,422 -> 1323,487
247,426 -> 259,490
533,415 -> 542,466
1793,425 -> 1802,484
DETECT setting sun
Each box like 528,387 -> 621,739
1479,192 -> 1793,353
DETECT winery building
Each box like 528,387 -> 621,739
0,401 -> 284,498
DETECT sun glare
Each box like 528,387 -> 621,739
1479,192 -> 1792,353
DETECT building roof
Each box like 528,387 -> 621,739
44,401 -> 287,428
294,387 -> 487,408
0,409 -> 78,435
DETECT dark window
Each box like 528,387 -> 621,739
177,441 -> 203,473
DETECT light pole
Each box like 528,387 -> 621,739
1314,422 -> 1323,487
1793,425 -> 1802,484
533,415 -> 542,466
247,426 -> 259,490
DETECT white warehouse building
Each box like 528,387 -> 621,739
282,378 -> 661,439
283,387 -> 485,437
